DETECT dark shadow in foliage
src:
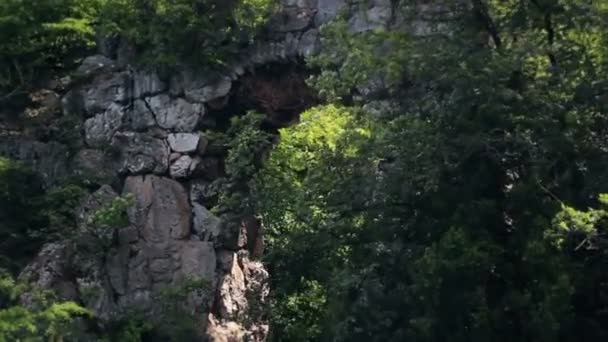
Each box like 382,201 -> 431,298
237,63 -> 317,128
0,158 -> 85,275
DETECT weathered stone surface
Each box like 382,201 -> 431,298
61,88 -> 85,117
83,72 -> 131,115
270,6 -> 315,32
170,155 -> 193,178
123,175 -> 191,242
146,94 -> 204,132
208,250 -> 269,342
216,252 -> 247,319
169,152 -> 181,163
76,55 -> 116,77
84,103 -> 124,147
133,71 -> 166,98
0,137 -> 70,186
167,133 -> 200,153
117,226 -> 139,245
106,245 -> 130,295
177,241 -> 216,282
112,132 -> 169,175
19,241 -> 117,320
182,75 -> 232,103
19,242 -> 79,301
314,0 -> 347,25
126,253 -> 152,292
298,29 -> 320,56
125,99 -> 157,131
241,255 -> 270,342
242,256 -> 270,306
192,203 -> 222,241
207,315 -> 246,342
348,0 -> 393,33
72,149 -> 114,183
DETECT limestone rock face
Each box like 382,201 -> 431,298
111,132 -> 170,175
84,103 -> 125,147
8,1 -> 422,340
348,0 -> 393,32
71,149 -> 114,183
146,94 -> 205,132
83,72 -> 131,115
133,70 -> 166,98
19,242 -> 79,302
208,251 -> 269,342
178,73 -> 232,104
193,203 -> 222,241
170,155 -> 194,178
0,137 -> 70,186
124,175 -> 191,241
126,99 -> 158,131
168,133 -> 200,153
76,55 -> 117,77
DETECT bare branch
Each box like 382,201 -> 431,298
471,0 -> 502,49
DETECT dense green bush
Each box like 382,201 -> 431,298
0,270 -> 90,341
0,0 -> 276,105
99,0 -> 276,68
256,0 -> 608,341
0,158 -> 86,274
0,0 -> 100,102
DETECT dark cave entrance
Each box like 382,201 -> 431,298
203,62 -> 318,133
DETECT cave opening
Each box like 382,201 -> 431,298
203,61 -> 318,133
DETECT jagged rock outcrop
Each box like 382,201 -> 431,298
0,0 -> 441,340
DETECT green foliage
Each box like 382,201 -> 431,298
87,194 -> 133,230
257,1 -> 608,341
225,111 -> 274,181
548,194 -> 608,250
254,105 -> 373,341
0,158 -> 86,274
0,0 -> 276,103
106,313 -> 153,342
0,270 -> 90,342
99,0 -> 277,68
0,0 -> 100,100
86,194 -> 134,249
214,111 -> 273,214
269,279 -> 327,342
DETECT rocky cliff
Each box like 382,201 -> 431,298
0,1 -> 441,340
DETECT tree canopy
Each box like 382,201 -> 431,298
254,0 -> 608,341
